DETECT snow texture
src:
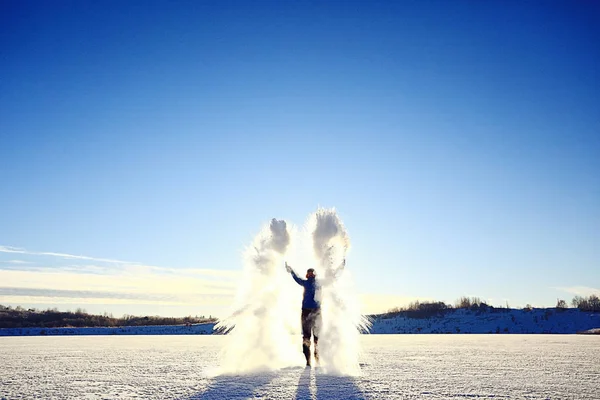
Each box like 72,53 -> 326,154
1,335 -> 599,399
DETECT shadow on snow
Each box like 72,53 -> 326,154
295,367 -> 366,400
181,367 -> 366,400
183,373 -> 276,400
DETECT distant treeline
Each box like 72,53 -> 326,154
570,295 -> 600,312
382,295 -> 600,319
0,305 -> 217,329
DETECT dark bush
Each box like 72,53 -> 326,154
556,299 -> 567,310
455,296 -> 487,309
0,304 -> 217,328
383,301 -> 450,319
572,295 -> 600,312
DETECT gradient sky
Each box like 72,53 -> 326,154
1,1 -> 599,317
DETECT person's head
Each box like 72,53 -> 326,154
306,268 -> 315,279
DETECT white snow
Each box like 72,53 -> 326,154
580,327 -> 600,334
1,335 -> 599,399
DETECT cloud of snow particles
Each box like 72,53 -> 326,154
216,210 -> 369,376
307,208 -> 370,376
216,218 -> 298,373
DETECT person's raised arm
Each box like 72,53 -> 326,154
285,262 -> 305,286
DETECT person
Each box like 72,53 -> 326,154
285,260 -> 345,366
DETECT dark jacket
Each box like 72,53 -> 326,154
291,271 -> 321,309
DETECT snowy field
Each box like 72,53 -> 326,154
1,335 -> 599,399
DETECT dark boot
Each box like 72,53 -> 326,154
314,339 -> 319,364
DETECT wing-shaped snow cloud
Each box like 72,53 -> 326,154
217,209 -> 369,376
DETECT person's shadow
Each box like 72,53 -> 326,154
294,368 -> 366,400
294,367 -> 313,400
184,372 -> 275,400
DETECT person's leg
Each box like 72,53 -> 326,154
301,309 -> 312,366
312,309 -> 322,363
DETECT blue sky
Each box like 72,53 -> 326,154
1,1 -> 598,317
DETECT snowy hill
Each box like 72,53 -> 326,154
369,308 -> 600,334
0,322 -> 215,336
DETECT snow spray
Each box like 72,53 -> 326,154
307,208 -> 370,376
216,210 -> 369,376
215,218 -> 299,373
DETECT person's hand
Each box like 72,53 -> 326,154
285,262 -> 292,273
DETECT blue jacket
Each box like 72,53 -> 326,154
291,271 -> 321,309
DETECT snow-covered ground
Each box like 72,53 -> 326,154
370,308 -> 600,334
581,328 -> 600,334
1,335 -> 598,399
